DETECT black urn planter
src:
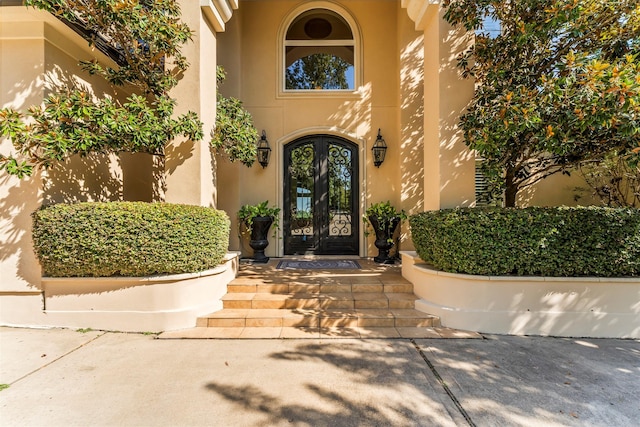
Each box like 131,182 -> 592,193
369,215 -> 401,264
248,216 -> 274,263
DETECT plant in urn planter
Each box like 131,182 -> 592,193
363,201 -> 407,264
238,201 -> 280,263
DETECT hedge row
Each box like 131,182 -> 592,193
32,202 -> 230,277
410,207 -> 640,277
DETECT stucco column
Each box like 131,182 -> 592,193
164,1 -> 214,207
165,1 -> 237,207
402,1 -> 475,210
398,5 -> 425,251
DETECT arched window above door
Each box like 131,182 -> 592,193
281,4 -> 360,94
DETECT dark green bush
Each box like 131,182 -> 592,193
32,202 -> 230,277
410,207 -> 640,277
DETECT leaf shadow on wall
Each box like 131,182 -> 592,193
0,66 -> 165,288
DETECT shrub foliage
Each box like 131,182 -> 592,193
32,202 -> 230,277
410,207 -> 640,277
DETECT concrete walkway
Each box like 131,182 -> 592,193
1,326 -> 638,426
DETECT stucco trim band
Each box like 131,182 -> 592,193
200,0 -> 237,32
401,0 -> 439,31
37,252 -> 240,333
401,251 -> 640,338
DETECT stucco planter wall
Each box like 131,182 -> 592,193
36,253 -> 240,332
401,251 -> 640,338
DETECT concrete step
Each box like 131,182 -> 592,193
197,308 -> 441,329
220,292 -> 418,310
225,282 -> 414,294
198,259 -> 443,337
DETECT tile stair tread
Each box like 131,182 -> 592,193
221,293 -> 255,300
203,312 -> 439,328
352,292 -> 390,300
159,326 -> 480,339
226,284 -> 416,294
386,293 -> 419,300
201,308 -> 436,319
221,292 -> 417,300
203,260 -> 442,332
389,308 -> 438,318
245,309 -> 319,318
202,309 -> 250,318
321,309 -> 359,318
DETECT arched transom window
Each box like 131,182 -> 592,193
284,8 -> 357,91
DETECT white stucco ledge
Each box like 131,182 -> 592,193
401,251 -> 640,338
401,0 -> 439,31
36,252 -> 240,333
201,0 -> 238,32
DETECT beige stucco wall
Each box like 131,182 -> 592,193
217,0 -> 430,257
164,0 -> 219,208
398,6 -> 425,252
1,11 -> 46,299
413,5 -> 476,211
402,252 -> 640,338
36,254 -> 238,332
0,7 -> 159,325
0,0 -> 615,331
517,171 -> 600,207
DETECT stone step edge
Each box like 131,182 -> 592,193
225,284 -> 416,294
197,309 -> 440,327
157,326 -> 481,340
198,317 -> 441,328
221,292 -> 419,300
200,308 -> 436,317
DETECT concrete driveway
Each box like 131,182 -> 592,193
1,327 -> 638,426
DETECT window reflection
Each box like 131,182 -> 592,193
285,9 -> 355,91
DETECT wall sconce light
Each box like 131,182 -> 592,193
257,130 -> 271,168
372,128 -> 387,167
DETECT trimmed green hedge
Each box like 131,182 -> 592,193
410,207 -> 640,277
32,202 -> 230,277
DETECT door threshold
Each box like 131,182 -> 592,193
280,255 -> 362,260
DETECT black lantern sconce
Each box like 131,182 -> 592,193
372,128 -> 387,167
257,130 -> 271,168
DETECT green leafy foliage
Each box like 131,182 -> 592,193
410,207 -> 640,277
32,202 -> 230,277
443,0 -> 640,206
211,67 -> 259,167
237,201 -> 280,235
26,0 -> 192,97
0,92 -> 203,176
1,0 -> 203,177
363,201 -> 407,237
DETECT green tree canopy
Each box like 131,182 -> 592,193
0,0 -> 203,178
444,0 -> 640,206
210,67 -> 259,167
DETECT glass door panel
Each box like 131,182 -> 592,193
284,136 -> 358,255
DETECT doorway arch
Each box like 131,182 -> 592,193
283,134 -> 359,255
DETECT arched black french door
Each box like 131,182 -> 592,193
284,135 -> 359,255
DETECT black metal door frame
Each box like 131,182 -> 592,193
283,135 -> 359,255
